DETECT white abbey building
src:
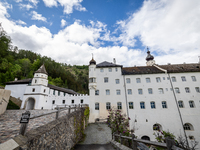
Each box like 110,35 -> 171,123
5,65 -> 89,110
89,50 -> 200,147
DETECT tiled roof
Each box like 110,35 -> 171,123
96,61 -> 122,68
48,84 -> 78,95
6,78 -> 32,85
122,66 -> 163,75
6,79 -> 78,95
122,63 -> 200,75
158,63 -> 200,73
35,64 -> 48,75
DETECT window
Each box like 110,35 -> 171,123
140,102 -> 145,109
109,68 -> 112,72
129,102 -> 133,109
62,100 -> 65,104
172,77 -> 176,82
64,93 -> 66,96
52,100 -> 55,104
136,78 -> 141,83
71,100 -> 74,104
162,101 -> 167,108
146,78 -> 151,83
32,88 -> 35,92
163,77 -> 165,80
106,102 -> 111,110
106,89 -> 110,95
153,124 -> 161,131
115,68 -> 118,72
95,103 -> 99,110
158,88 -> 164,94
185,87 -> 190,93
181,76 -> 186,81
95,90 -> 99,95
156,77 -> 161,82
148,88 -> 153,94
126,78 -> 131,83
53,90 -> 55,95
117,102 -> 122,109
35,79 -> 37,83
167,77 -> 170,80
89,78 -> 96,83
191,76 -> 196,81
178,101 -> 184,108
116,90 -> 121,95
183,123 -> 193,130
104,77 -> 108,83
58,91 -> 60,96
100,68 -> 104,72
175,88 -> 180,93
195,87 -> 200,93
127,89 -> 132,95
150,101 -> 156,109
80,99 -> 83,103
44,89 -> 46,93
189,101 -> 195,108
115,79 -> 120,84
138,89 -> 143,95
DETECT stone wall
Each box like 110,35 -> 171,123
0,89 -> 11,115
9,96 -> 22,108
12,108 -> 85,150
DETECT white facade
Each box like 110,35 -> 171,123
5,65 -> 89,110
88,55 -> 200,148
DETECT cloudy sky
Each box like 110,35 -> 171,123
1,0 -> 200,66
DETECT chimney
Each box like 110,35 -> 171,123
113,58 -> 116,64
14,78 -> 18,81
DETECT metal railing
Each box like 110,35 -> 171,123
19,104 -> 88,136
113,133 -> 183,150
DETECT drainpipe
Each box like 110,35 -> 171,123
123,75 -> 129,119
167,73 -> 189,148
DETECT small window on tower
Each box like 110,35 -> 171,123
32,88 -> 35,92
35,80 -> 37,83
44,89 -> 46,93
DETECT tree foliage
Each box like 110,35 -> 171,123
0,24 -> 89,93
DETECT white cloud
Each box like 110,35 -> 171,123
61,19 -> 67,28
28,0 -> 39,6
42,0 -> 86,14
31,11 -> 47,22
19,3 -> 33,10
117,0 -> 200,56
15,0 -> 23,3
16,20 -> 26,25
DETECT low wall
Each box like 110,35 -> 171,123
11,108 -> 85,150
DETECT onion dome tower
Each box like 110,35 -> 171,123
146,47 -> 155,66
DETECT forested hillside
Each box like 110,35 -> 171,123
0,25 -> 89,94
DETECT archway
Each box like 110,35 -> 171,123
26,98 -> 35,110
141,136 -> 150,141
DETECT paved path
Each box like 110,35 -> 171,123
73,144 -> 115,150
0,109 -> 69,144
80,123 -> 112,144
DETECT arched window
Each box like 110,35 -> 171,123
183,123 -> 194,130
189,101 -> 195,108
150,101 -> 156,109
153,124 -> 162,131
141,136 -> 150,141
140,102 -> 145,109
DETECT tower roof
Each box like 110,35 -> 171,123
35,64 -> 48,75
146,49 -> 154,61
89,57 -> 96,65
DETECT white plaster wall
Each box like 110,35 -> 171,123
32,73 -> 48,86
5,84 -> 27,100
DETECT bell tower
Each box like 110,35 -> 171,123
146,47 -> 155,66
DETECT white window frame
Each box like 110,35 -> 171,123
185,87 -> 190,93
126,78 -> 131,84
158,88 -> 164,94
104,77 -> 108,83
109,68 -> 112,72
175,88 -> 180,93
146,78 -> 151,83
136,78 -> 141,83
106,89 -> 110,95
181,76 -> 186,82
95,103 -> 99,110
117,102 -> 122,109
106,102 -> 111,110
191,76 -> 196,81
150,101 -> 156,109
195,87 -> 200,93
140,102 -> 145,109
116,89 -> 121,95
129,102 -> 133,109
148,88 -> 153,94
115,79 -> 120,84
162,101 -> 167,108
128,89 -> 132,95
156,77 -> 161,83
178,101 -> 184,108
172,77 -> 176,82
189,101 -> 195,108
100,68 -> 104,72
95,90 -> 99,95
138,89 -> 143,95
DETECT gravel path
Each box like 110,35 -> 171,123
80,123 -> 112,144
